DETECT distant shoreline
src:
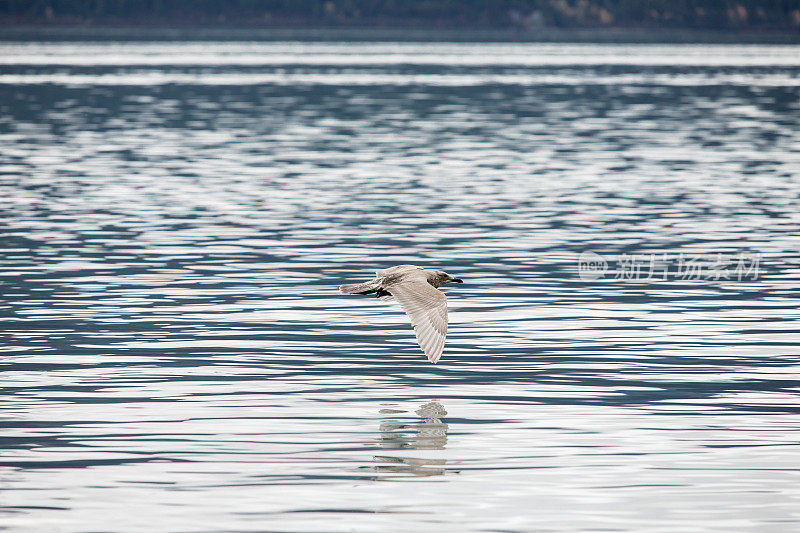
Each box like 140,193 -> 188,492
1,26 -> 799,44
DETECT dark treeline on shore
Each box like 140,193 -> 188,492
1,1 -> 799,31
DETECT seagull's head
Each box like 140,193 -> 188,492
435,270 -> 463,286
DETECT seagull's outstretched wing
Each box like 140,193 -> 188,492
376,264 -> 423,277
387,280 -> 448,363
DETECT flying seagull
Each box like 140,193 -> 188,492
339,265 -> 463,364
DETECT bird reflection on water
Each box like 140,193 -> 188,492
365,401 -> 450,480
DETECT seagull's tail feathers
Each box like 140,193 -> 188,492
339,280 -> 380,295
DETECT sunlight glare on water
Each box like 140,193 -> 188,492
1,41 -> 800,532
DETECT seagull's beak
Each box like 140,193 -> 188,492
451,278 -> 463,283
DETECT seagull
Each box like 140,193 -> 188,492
339,265 -> 463,364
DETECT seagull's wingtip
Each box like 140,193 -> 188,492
427,353 -> 443,364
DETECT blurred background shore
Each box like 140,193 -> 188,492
2,0 -> 800,43
1,26 -> 798,43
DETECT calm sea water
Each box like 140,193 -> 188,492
1,41 -> 800,532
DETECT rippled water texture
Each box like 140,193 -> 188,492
2,41 -> 800,532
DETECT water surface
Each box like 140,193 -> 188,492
1,41 -> 800,532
